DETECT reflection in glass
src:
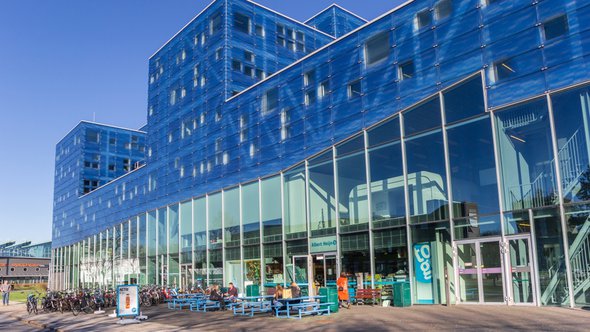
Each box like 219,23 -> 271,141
552,86 -> 590,204
405,130 -> 449,223
262,176 -> 282,243
369,141 -> 405,228
403,97 -> 441,136
340,233 -> 370,290
284,166 -> 307,239
564,203 -> 590,307
534,208 -> 567,306
169,204 -> 180,287
495,99 -> 556,211
373,228 -> 408,280
480,241 -> 504,302
263,243 -> 283,291
242,182 -> 260,245
509,238 -> 534,304
337,144 -> 369,233
224,188 -> 241,248
447,116 -> 499,217
180,201 -> 192,289
457,242 -> 479,302
454,214 -> 501,240
308,151 -> 337,237
193,197 -> 207,288
444,75 -> 485,124
208,193 -> 223,249
147,211 -> 157,284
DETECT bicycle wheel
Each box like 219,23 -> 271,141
71,301 -> 80,316
33,302 -> 38,315
27,302 -> 32,315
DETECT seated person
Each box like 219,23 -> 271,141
290,282 -> 301,304
209,284 -> 226,310
225,282 -> 239,302
272,284 -> 284,315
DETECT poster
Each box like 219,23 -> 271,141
116,284 -> 140,318
413,242 -> 434,304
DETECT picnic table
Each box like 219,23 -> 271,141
232,295 -> 274,317
275,296 -> 333,319
167,293 -> 205,310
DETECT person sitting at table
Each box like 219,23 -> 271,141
225,282 -> 239,302
290,282 -> 301,304
209,284 -> 226,311
272,284 -> 284,315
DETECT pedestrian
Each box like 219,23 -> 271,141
1,280 -> 10,306
337,272 -> 350,309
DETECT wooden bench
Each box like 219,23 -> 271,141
354,289 -> 381,305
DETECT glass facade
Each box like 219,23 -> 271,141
52,0 -> 590,309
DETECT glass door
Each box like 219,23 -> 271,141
292,255 -> 310,296
507,235 -> 535,304
456,238 -> 505,304
311,253 -> 338,295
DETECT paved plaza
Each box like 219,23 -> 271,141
1,303 -> 589,332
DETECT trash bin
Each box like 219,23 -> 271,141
319,287 -> 339,313
246,284 -> 260,297
393,282 -> 411,307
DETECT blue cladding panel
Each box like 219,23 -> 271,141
53,0 -> 590,247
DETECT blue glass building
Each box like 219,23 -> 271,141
51,0 -> 590,307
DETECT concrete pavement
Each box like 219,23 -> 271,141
1,302 -> 589,331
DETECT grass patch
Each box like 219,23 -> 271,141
9,284 -> 47,303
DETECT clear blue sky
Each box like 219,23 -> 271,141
0,0 -> 403,245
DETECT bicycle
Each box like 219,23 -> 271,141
26,292 -> 39,315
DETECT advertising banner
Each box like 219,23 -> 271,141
116,285 -> 140,318
413,242 -> 434,304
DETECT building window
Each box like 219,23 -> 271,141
109,137 -> 116,145
234,12 -> 251,34
494,58 -> 517,81
365,31 -> 390,66
277,24 -> 285,35
304,70 -> 315,87
348,79 -> 362,99
296,31 -> 304,41
398,60 -> 415,80
210,13 -> 222,35
305,89 -> 316,106
215,48 -> 223,60
170,89 -> 177,105
244,66 -> 254,78
280,108 -> 291,141
262,87 -> 279,115
256,69 -> 265,80
416,9 -> 432,29
255,24 -> 265,37
249,143 -> 257,158
215,109 -> 222,122
277,36 -> 286,47
86,130 -> 99,143
244,50 -> 254,62
232,60 -> 242,72
318,80 -> 330,99
296,42 -> 305,52
434,0 -> 452,20
543,14 -> 568,41
108,164 -> 116,171
240,128 -> 248,143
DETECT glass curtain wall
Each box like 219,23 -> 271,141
262,176 -> 283,292
284,165 -> 307,239
139,214 -> 147,285
169,205 -> 180,287
157,208 -> 167,285
308,150 -> 337,237
147,210 -> 157,285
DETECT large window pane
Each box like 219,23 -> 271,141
169,204 -> 180,287
224,187 -> 241,247
147,210 -> 157,284
138,214 -> 147,285
180,200 -> 192,288
369,141 -> 405,228
263,243 -> 283,292
447,116 -> 499,217
495,99 -> 557,211
405,130 -> 449,223
444,75 -> 485,124
157,208 -> 167,285
193,197 -> 207,288
373,227 -> 408,282
309,151 -> 337,237
341,233 -> 370,290
534,208 -> 567,306
403,97 -> 441,136
411,221 -> 452,304
564,203 -> 590,307
365,31 -> 390,66
242,182 -> 260,245
208,193 -> 222,249
337,140 -> 369,233
552,86 -> 590,204
262,176 -> 282,242
284,166 -> 307,239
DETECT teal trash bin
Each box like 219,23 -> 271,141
393,282 -> 411,307
319,287 -> 339,313
246,284 -> 260,297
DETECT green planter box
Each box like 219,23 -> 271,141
393,282 -> 412,307
319,287 -> 339,313
246,284 -> 260,297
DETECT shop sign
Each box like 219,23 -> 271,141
310,236 -> 337,253
116,285 -> 139,318
413,242 -> 434,304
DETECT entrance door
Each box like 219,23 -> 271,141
507,235 -> 535,304
311,253 -> 338,295
456,238 -> 505,303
